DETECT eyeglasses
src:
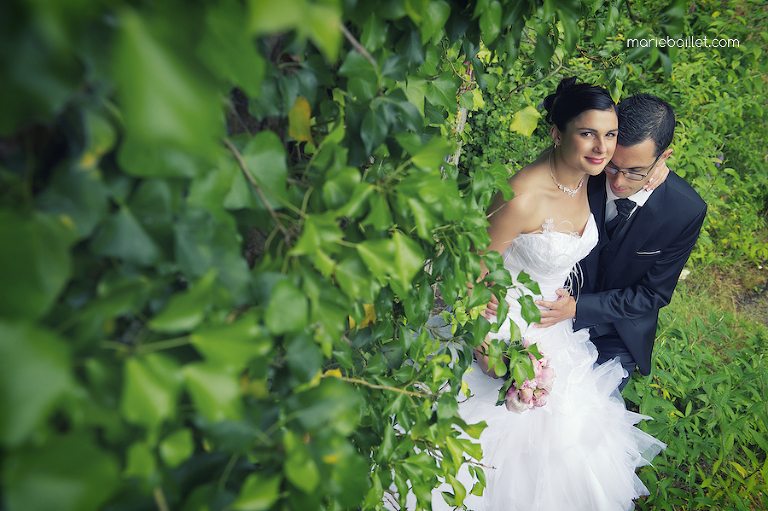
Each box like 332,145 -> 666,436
605,153 -> 662,182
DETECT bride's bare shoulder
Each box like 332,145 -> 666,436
488,159 -> 550,234
508,156 -> 550,197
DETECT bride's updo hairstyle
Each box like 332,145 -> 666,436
542,77 -> 615,131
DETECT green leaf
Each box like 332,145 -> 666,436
114,9 -> 222,162
265,279 -> 309,334
518,295 -> 541,325
0,20 -> 82,135
124,441 -> 157,481
197,0 -> 266,97
447,473 -> 467,506
410,136 -> 453,172
396,29 -> 425,67
339,51 -> 379,102
533,32 -> 554,68
2,434 -> 120,511
159,428 -> 194,468
361,14 -> 387,52
516,270 -> 541,294
286,334 -> 323,384
288,377 -> 362,435
226,131 -> 290,212
315,436 -> 368,509
121,354 -> 182,429
479,1 -> 502,46
306,2 -> 343,60
90,206 -> 162,266
556,0 -> 581,52
466,284 -> 492,310
283,429 -> 320,493
336,181 -> 375,218
509,106 -> 541,136
356,231 -> 424,297
512,360 -> 530,386
117,136 -> 204,179
405,77 -> 427,117
191,314 -> 272,370
362,192 -> 394,232
0,321 -> 72,447
471,88 -> 485,110
183,363 -> 243,422
0,211 -> 73,320
361,106 -> 388,154
425,74 -> 460,110
335,254 -> 380,302
421,1 -> 451,44
403,196 -> 439,239
150,269 -> 217,333
36,165 -> 110,240
233,473 -> 282,511
248,0 -> 304,34
173,208 -> 252,304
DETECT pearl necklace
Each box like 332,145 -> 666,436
548,151 -> 584,198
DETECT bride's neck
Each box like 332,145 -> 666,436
550,150 -> 586,189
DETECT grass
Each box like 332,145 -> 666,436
624,254 -> 768,511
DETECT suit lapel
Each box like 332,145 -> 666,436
601,181 -> 666,287
584,175 -> 607,290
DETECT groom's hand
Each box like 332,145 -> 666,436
534,289 -> 576,327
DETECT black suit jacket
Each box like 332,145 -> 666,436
575,172 -> 707,375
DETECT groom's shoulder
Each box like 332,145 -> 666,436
664,172 -> 707,213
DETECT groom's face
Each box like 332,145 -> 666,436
605,138 -> 659,198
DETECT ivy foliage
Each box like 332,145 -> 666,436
0,1 -> 668,511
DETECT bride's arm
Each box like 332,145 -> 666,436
473,340 -> 502,379
476,178 -> 541,320
474,182 -> 539,378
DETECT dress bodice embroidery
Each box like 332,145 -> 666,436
500,214 -> 598,301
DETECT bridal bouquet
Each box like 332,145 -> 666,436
496,339 -> 556,414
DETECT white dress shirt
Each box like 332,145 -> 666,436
604,180 -> 655,223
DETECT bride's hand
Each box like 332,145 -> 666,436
644,160 -> 671,191
484,288 -> 500,316
534,289 -> 576,327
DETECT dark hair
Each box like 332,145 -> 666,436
542,77 -> 616,131
616,93 -> 675,156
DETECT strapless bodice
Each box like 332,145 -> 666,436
500,214 -> 598,300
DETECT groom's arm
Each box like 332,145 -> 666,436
574,206 -> 706,325
537,204 -> 705,327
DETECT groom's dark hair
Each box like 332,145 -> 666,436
617,94 -> 675,157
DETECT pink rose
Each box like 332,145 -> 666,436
532,389 -> 548,408
529,353 -> 543,376
535,366 -> 556,390
505,386 -> 534,413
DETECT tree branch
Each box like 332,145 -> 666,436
340,23 -> 378,69
508,59 -> 564,98
327,374 -> 433,398
223,138 -> 292,245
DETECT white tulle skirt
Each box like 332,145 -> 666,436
432,317 -> 665,511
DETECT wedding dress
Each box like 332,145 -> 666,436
434,214 -> 665,511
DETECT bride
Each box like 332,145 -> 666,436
437,78 -> 666,511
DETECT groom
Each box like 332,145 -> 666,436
536,93 -> 707,390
